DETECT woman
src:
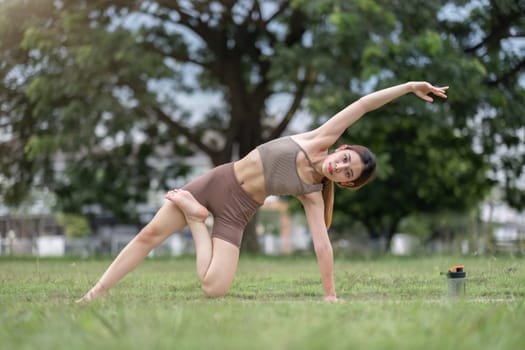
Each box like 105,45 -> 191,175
77,81 -> 448,303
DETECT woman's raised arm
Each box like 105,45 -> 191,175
311,82 -> 448,147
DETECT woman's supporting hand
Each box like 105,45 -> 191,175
324,295 -> 339,303
75,282 -> 107,304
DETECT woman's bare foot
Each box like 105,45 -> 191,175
165,189 -> 209,221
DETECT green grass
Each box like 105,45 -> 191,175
1,254 -> 524,350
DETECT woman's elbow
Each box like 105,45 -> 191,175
314,242 -> 333,257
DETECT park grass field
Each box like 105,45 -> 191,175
1,254 -> 524,350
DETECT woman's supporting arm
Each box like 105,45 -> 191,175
299,193 -> 337,302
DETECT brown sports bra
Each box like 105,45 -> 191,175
256,136 -> 323,196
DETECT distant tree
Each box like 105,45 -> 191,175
56,213 -> 91,238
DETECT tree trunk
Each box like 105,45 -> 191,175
385,231 -> 395,253
384,219 -> 400,253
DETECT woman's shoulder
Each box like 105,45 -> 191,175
291,131 -> 331,153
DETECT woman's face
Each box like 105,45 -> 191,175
322,149 -> 364,185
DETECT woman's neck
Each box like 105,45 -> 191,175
297,152 -> 325,184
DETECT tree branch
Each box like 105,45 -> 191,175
140,38 -> 208,69
267,76 -> 310,140
154,0 -> 223,54
246,0 -> 279,45
488,57 -> 525,86
252,0 -> 264,25
148,105 -> 219,158
465,9 -> 523,53
264,0 -> 291,25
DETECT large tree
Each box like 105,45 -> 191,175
1,0 -> 524,251
1,0 -> 318,251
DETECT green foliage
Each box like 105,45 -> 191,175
399,210 -> 476,241
56,213 -> 91,238
0,0 -> 190,217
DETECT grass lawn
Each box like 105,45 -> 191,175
1,254 -> 524,350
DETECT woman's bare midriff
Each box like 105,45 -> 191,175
233,149 -> 267,204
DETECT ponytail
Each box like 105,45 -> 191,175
322,177 -> 334,229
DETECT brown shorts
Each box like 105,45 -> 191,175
182,163 -> 261,247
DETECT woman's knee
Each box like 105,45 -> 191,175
201,278 -> 230,298
199,238 -> 238,298
135,225 -> 162,246
135,204 -> 186,246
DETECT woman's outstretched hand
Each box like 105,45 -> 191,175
411,82 -> 448,102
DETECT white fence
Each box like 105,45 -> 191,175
0,233 -> 191,257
